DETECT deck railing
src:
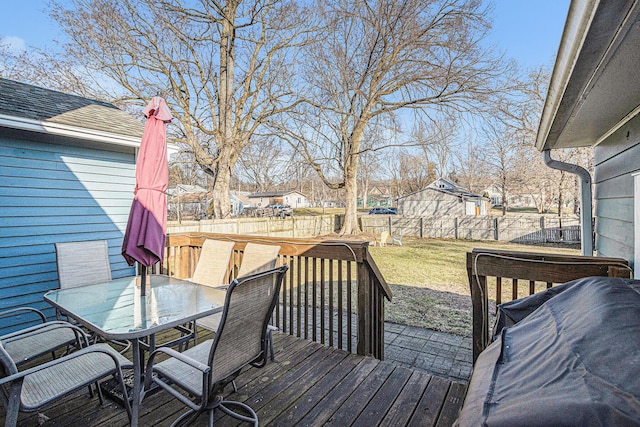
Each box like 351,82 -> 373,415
151,232 -> 392,360
466,247 -> 632,363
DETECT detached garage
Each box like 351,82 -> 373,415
397,178 -> 490,216
0,78 -> 143,331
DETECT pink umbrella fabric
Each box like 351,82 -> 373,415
122,97 -> 173,278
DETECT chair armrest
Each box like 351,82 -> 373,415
145,346 -> 210,391
0,344 -> 129,386
0,307 -> 47,324
147,346 -> 210,373
2,321 -> 90,347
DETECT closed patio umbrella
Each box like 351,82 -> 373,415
122,97 -> 173,295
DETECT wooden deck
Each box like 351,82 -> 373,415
3,331 -> 467,426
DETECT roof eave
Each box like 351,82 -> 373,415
536,0 -> 599,151
0,113 -> 141,148
536,0 -> 640,151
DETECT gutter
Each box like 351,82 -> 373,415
543,150 -> 593,255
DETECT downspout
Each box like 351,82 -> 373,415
543,150 -> 593,255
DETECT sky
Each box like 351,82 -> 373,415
1,0 -> 571,70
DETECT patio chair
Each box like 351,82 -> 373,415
0,308 -> 85,367
189,239 -> 235,287
55,240 -> 131,353
55,240 -> 113,288
144,265 -> 288,427
196,243 -> 281,362
391,231 -> 404,246
376,231 -> 389,247
237,243 -> 281,277
0,338 -> 132,426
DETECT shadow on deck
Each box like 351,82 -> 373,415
3,331 -> 467,426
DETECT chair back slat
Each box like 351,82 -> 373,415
237,243 -> 280,278
55,240 -> 112,288
209,266 -> 287,383
191,240 -> 235,286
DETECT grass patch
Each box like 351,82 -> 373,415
369,238 -> 580,336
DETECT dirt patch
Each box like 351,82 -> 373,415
385,284 -> 496,337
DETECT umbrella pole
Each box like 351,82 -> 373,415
141,264 -> 147,296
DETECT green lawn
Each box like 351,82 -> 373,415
368,238 -> 580,336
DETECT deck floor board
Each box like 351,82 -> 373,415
1,331 -> 466,426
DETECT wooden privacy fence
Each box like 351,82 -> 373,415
167,215 -> 340,238
361,214 -> 582,243
466,247 -> 631,363
152,232 -> 392,360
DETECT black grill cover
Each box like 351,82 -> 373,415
455,276 -> 640,426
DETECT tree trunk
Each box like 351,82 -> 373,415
342,172 -> 360,234
210,150 -> 236,219
340,124 -> 365,235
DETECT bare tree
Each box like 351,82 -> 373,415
277,0 -> 504,234
414,118 -> 458,179
387,149 -> 436,197
481,118 -> 521,215
495,66 -> 592,215
236,136 -> 291,192
453,137 -> 490,195
50,0 -> 312,218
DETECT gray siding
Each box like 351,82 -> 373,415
0,131 -> 137,332
398,189 -> 465,216
593,114 -> 640,264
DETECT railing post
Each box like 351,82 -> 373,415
357,260 -> 372,357
467,251 -> 488,364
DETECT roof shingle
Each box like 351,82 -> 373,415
0,78 -> 143,138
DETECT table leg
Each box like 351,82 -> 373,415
131,338 -> 141,427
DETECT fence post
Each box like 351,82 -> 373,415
388,216 -> 392,235
540,216 -> 546,243
420,217 -> 423,238
454,217 -> 459,239
494,217 -> 499,240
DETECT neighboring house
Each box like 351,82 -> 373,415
167,185 -> 209,220
485,184 -> 538,209
484,184 -> 505,207
230,191 -> 251,216
0,78 -> 143,329
247,190 -> 309,208
536,0 -> 640,271
396,178 -> 490,216
367,185 -> 393,207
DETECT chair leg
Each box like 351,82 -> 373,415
5,382 -> 22,427
268,329 -> 275,362
171,408 -> 199,427
218,400 -> 258,427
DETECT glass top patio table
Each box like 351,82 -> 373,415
44,274 -> 227,427
44,275 -> 226,339
44,275 -> 227,340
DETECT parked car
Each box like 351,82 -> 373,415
368,207 -> 397,215
267,204 -> 293,217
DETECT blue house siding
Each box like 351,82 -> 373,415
593,114 -> 640,265
0,132 -> 137,332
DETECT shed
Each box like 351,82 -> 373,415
536,0 -> 640,273
0,78 -> 143,331
396,178 -> 490,216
